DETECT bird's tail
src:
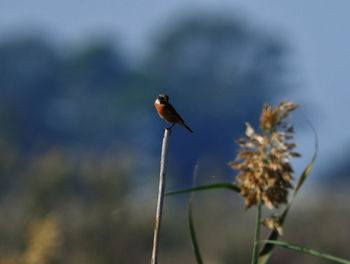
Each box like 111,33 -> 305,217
183,123 -> 193,133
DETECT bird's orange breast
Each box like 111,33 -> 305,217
154,102 -> 167,119
154,102 -> 178,123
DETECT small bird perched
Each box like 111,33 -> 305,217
154,94 -> 193,133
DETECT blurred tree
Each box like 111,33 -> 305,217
0,37 -> 62,149
0,38 -> 133,151
50,41 -> 132,147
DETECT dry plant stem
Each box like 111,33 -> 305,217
251,199 -> 262,264
151,128 -> 171,264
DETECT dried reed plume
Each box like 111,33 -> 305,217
229,100 -> 300,209
0,214 -> 62,264
23,214 -> 62,264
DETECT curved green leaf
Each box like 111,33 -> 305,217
166,183 -> 241,196
264,240 -> 350,264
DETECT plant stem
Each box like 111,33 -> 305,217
151,128 -> 171,264
251,199 -> 262,264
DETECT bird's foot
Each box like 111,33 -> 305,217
166,124 -> 175,130
166,124 -> 175,134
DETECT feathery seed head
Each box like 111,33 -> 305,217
229,100 -> 299,209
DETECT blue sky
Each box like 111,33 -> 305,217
1,0 -> 350,180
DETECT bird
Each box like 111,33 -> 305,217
154,94 -> 193,133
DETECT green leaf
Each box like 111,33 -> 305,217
166,183 -> 241,196
189,195 -> 203,264
188,164 -> 204,264
259,123 -> 318,262
293,120 -> 318,198
294,132 -> 318,195
264,240 -> 350,264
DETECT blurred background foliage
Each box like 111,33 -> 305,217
0,13 -> 349,264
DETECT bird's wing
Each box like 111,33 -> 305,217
168,103 -> 184,124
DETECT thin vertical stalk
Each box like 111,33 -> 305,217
151,128 -> 171,264
251,199 -> 262,264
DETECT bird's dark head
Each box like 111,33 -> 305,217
156,94 -> 169,105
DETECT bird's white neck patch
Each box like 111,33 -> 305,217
155,98 -> 161,105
